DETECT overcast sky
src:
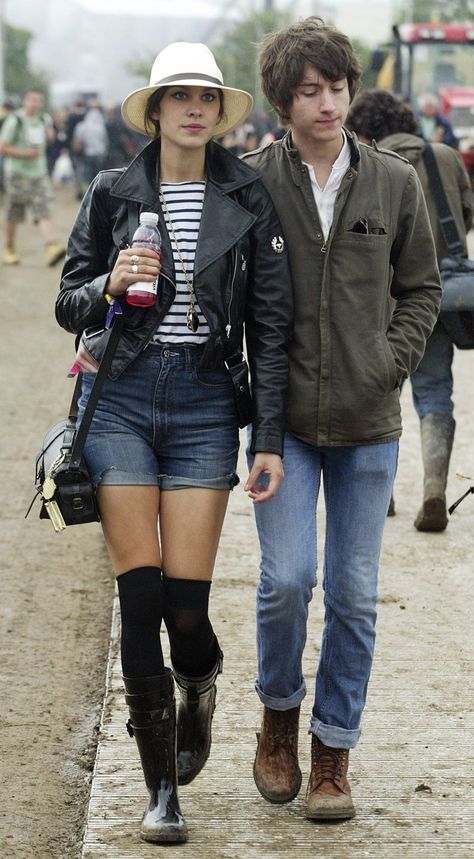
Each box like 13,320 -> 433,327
3,0 -> 393,105
76,0 -> 269,15
75,0 -> 374,13
77,0 -> 226,13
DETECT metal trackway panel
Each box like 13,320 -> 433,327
81,409 -> 474,859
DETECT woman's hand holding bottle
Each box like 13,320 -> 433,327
108,247 -> 161,298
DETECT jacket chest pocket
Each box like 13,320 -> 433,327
331,231 -> 389,299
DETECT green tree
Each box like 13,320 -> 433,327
4,22 -> 50,101
128,12 -> 380,121
127,10 -> 291,124
352,38 -> 379,90
211,9 -> 290,115
211,14 -> 380,115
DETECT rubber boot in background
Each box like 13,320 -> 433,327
415,413 -> 455,532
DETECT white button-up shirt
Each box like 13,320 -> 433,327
303,132 -> 351,241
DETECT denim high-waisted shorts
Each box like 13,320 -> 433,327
77,343 -> 240,490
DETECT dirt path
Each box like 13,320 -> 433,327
82,351 -> 474,859
0,187 -> 115,859
0,187 -> 473,858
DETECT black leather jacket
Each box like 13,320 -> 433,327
56,139 -> 293,455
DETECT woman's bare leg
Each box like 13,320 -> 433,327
159,488 -> 230,581
97,485 -> 161,574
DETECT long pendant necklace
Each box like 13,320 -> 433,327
159,185 -> 200,333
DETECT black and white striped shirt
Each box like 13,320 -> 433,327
154,181 -> 210,344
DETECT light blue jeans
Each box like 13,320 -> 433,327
247,432 -> 399,749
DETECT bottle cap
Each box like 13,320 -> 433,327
139,211 -> 159,225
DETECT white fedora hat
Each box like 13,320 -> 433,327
121,42 -> 253,139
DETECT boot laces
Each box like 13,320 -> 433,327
312,742 -> 346,786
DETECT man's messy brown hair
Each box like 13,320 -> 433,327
259,17 -> 362,123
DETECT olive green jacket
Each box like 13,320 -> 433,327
242,131 -> 441,447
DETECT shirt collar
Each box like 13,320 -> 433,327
303,129 -> 350,171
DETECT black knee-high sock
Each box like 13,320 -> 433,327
117,566 -> 165,678
162,577 -> 219,677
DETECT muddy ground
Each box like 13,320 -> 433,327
0,186 -> 114,859
0,186 -> 472,859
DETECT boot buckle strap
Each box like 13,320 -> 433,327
125,707 -> 173,737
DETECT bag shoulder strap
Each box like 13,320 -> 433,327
11,112 -> 23,145
64,315 -> 124,469
422,143 -> 465,256
61,196 -> 140,469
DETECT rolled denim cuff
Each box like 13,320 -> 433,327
310,717 -> 361,750
255,678 -> 306,710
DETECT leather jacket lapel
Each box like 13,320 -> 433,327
108,137 -> 261,283
195,182 -> 256,277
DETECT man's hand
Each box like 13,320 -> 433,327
245,452 -> 284,504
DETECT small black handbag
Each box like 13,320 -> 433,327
27,316 -> 123,532
224,350 -> 253,428
422,144 -> 474,350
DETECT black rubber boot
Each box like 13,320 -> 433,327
173,650 -> 223,785
124,669 -> 188,843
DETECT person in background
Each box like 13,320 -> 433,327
64,99 -> 87,200
347,88 -> 473,531
105,105 -> 141,168
242,17 -> 440,822
0,98 -> 16,128
71,102 -> 109,197
242,126 -> 259,153
0,88 -> 66,266
0,99 -> 16,191
46,107 -> 69,175
259,121 -> 290,147
220,128 -> 243,154
55,42 -> 292,844
417,92 -> 458,149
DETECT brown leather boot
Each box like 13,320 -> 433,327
305,735 -> 355,820
253,706 -> 302,803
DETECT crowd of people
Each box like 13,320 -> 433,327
0,96 -> 145,193
0,95 -> 287,192
0,92 -> 289,270
0,82 -> 461,228
1,13 -> 472,848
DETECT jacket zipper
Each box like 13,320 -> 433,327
226,247 -> 239,338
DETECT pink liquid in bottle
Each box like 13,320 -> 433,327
126,212 -> 161,307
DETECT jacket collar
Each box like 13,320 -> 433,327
282,127 -> 360,185
109,137 -> 260,204
109,137 -> 260,280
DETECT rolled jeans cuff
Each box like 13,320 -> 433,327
255,679 -> 306,710
310,717 -> 361,750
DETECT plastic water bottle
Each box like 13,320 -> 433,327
126,212 -> 161,307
